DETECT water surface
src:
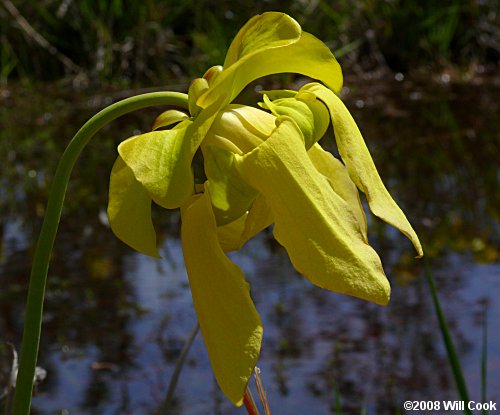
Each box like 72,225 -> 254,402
0,74 -> 499,414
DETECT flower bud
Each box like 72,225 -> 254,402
203,65 -> 223,84
188,78 -> 209,117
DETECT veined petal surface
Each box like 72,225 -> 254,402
181,191 -> 263,406
235,118 -> 390,305
302,83 -> 423,257
107,156 -> 159,257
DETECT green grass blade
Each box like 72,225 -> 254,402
334,381 -> 343,415
12,91 -> 188,415
424,259 -> 471,414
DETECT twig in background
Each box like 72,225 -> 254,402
2,343 -> 46,415
1,0 -> 82,73
1,342 -> 17,415
254,367 -> 271,415
161,322 -> 200,414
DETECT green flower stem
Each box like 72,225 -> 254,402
12,91 -> 189,415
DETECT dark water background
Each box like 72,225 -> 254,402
1,73 -> 499,414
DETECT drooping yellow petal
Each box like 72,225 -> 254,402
107,156 -> 159,257
235,118 -> 390,305
197,12 -> 343,109
181,191 -> 263,406
302,82 -> 423,257
308,144 -> 368,242
217,194 -> 274,252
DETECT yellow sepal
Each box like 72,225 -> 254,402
235,118 -> 391,305
302,82 -> 423,257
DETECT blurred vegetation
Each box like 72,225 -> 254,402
0,0 -> 498,86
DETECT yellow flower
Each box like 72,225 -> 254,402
107,12 -> 423,407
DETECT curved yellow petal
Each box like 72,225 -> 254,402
308,144 -> 368,242
181,191 -> 263,406
217,194 -> 274,252
223,12 -> 301,67
302,82 -> 423,257
197,13 -> 343,109
107,156 -> 159,257
235,118 -> 390,305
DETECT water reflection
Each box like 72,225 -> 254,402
346,77 -> 500,263
0,76 -> 499,414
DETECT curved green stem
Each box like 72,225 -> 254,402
12,91 -> 189,415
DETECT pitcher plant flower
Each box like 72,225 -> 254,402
107,12 -> 423,407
